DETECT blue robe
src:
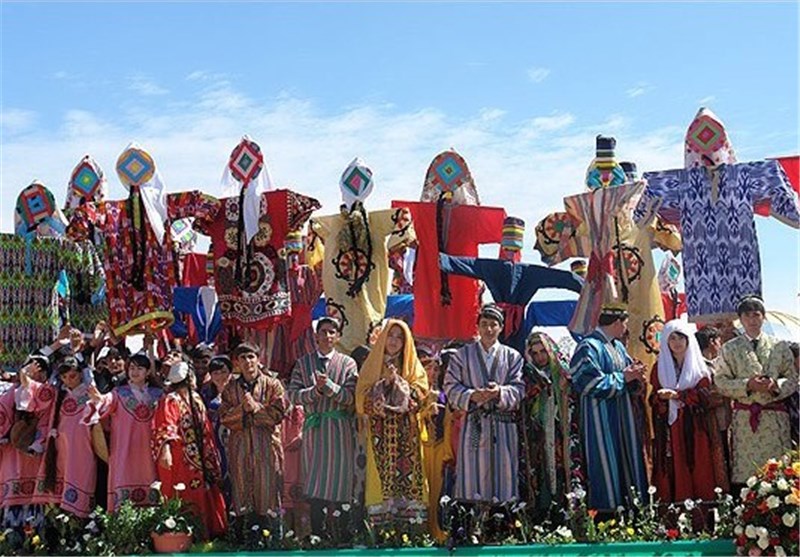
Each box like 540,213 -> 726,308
170,286 -> 222,344
439,254 -> 583,352
569,329 -> 648,511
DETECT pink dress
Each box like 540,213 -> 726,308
281,402 -> 306,510
18,380 -> 97,517
94,385 -> 162,510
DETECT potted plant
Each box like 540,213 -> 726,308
149,483 -> 199,554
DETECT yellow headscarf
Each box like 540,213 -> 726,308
355,319 -> 430,506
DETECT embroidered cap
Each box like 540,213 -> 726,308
340,157 -> 374,209
478,304 -> 505,326
736,294 -> 765,315
599,302 -> 629,319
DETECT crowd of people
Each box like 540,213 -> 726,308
0,293 -> 796,545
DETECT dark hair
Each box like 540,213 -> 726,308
598,313 -> 627,326
44,387 -> 67,491
349,345 -> 371,371
208,355 -> 233,373
190,344 -> 214,360
737,296 -> 765,317
232,342 -> 259,359
128,353 -> 151,370
788,342 -> 800,360
316,316 -> 342,334
56,357 -> 80,374
476,304 -> 504,326
695,327 -> 721,351
23,355 -> 51,378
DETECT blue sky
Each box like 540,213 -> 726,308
1,2 -> 798,317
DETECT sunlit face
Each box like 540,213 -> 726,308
384,325 -> 405,358
607,317 -> 629,341
28,361 -> 47,383
210,365 -> 231,389
421,357 -> 438,385
478,317 -> 502,346
60,368 -> 82,390
236,352 -> 260,379
193,355 -> 211,377
668,332 -> 689,360
706,337 -> 722,359
108,355 -> 126,375
127,362 -> 148,386
740,310 -> 765,337
529,342 -> 550,368
315,323 -> 340,353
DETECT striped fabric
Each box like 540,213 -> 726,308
287,351 -> 358,502
569,329 -> 648,511
443,341 -> 524,503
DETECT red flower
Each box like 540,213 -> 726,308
771,514 -> 782,526
757,500 -> 770,513
736,534 -> 748,547
785,467 -> 795,477
666,529 -> 679,540
743,508 -> 756,521
791,529 -> 799,541
770,537 -> 781,547
747,490 -> 756,501
768,461 -> 779,472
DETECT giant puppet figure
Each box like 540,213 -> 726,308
634,108 -> 800,322
68,143 -> 219,337
311,158 -> 416,354
0,182 -> 103,369
534,136 -> 681,373
392,151 -> 506,342
439,217 -> 584,353
195,136 -> 321,331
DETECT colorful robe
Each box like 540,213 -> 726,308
196,189 -> 320,330
0,234 -> 103,370
16,381 -> 96,517
634,161 -> 800,321
219,373 -> 285,516
443,341 -> 525,502
311,208 -> 414,353
93,385 -> 162,509
0,386 -> 45,514
439,255 -> 584,352
151,390 -> 227,538
392,201 -> 506,341
713,334 -> 797,483
569,329 -> 648,511
270,265 -> 323,381
170,286 -> 222,345
68,191 -> 219,336
287,351 -> 358,502
420,391 -> 454,541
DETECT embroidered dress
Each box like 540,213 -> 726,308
219,374 -> 285,516
311,208 -> 414,353
443,341 -> 525,502
287,351 -> 358,503
392,201 -> 506,341
439,255 -> 583,353
196,189 -> 320,329
92,385 -> 162,509
713,334 -> 797,483
569,329 -> 648,511
68,191 -> 219,336
635,161 -> 799,322
16,381 -> 96,517
151,390 -> 227,538
355,320 -> 429,525
0,234 -> 102,370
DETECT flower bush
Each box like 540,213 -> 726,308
733,451 -> 800,557
150,482 -> 200,537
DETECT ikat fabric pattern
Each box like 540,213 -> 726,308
635,160 -> 800,321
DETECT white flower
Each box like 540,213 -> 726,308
85,520 -> 96,531
322,507 -> 328,515
755,527 -> 768,538
782,512 -> 797,527
683,499 -> 695,511
758,483 -> 773,496
555,526 -> 573,539
439,495 -> 451,505
164,517 -> 177,530
740,487 -> 750,500
251,524 -> 260,532
174,482 -> 186,492
648,486 -> 657,495
60,538 -> 66,545
745,524 -> 757,539
775,546 -> 787,557
714,486 -> 723,495
776,478 -> 789,491
285,530 -> 295,539
310,535 -> 321,545
332,510 -> 341,517
82,533 -> 91,541
516,501 -> 527,510
150,480 -> 162,491
746,476 -> 758,488
757,536 -> 770,550
766,495 -> 781,509
266,508 -> 278,518
341,503 -> 351,512
734,525 -> 744,536
57,513 -> 69,523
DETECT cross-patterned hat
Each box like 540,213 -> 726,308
66,155 -> 108,212
340,157 -> 374,209
14,181 -> 68,238
685,107 -> 737,169
420,150 -> 480,205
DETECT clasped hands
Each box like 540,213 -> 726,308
747,375 -> 778,394
470,381 -> 501,405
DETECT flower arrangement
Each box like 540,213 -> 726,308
733,451 -> 800,557
150,482 -> 200,536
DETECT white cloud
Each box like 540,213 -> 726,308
0,108 -> 37,135
626,82 -> 654,98
529,112 -> 575,132
527,67 -> 551,83
698,95 -> 716,105
128,74 -> 169,96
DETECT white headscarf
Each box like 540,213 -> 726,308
220,136 -> 273,244
657,319 -> 710,426
116,143 -> 169,244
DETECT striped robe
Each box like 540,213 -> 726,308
570,329 -> 648,511
444,341 -> 524,502
287,351 -> 358,502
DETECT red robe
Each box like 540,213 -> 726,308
151,391 -> 227,538
391,201 -> 505,340
649,367 -> 728,502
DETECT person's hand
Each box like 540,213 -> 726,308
657,388 -> 679,400
623,363 -> 646,383
485,382 -> 501,402
243,392 -> 259,413
747,376 -> 772,393
87,384 -> 103,404
143,333 -> 156,352
314,372 -> 328,393
159,445 -> 173,469
69,328 -> 85,353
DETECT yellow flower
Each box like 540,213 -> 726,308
598,522 -> 607,531
514,519 -> 523,528
32,535 -> 41,546
262,529 -> 271,538
627,527 -> 635,536
787,487 -> 800,506
402,533 -> 410,544
793,462 -> 800,476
